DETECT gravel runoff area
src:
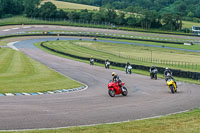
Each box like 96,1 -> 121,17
0,37 -> 199,130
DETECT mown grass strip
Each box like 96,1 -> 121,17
0,108 -> 199,133
0,48 -> 81,93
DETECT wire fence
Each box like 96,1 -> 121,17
119,55 -> 200,70
75,43 -> 200,71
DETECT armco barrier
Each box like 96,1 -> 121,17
41,42 -> 200,80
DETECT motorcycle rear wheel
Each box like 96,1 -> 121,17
122,87 -> 128,96
108,89 -> 115,97
154,74 -> 157,80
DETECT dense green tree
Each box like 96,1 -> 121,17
67,11 -> 80,20
115,12 -> 126,25
101,8 -> 117,23
92,12 -> 103,22
23,0 -> 41,17
0,0 -> 24,17
195,6 -> 200,18
79,9 -> 92,21
162,13 -> 175,30
126,16 -> 138,27
56,9 -> 67,18
139,10 -> 160,29
162,13 -> 182,30
38,2 -> 57,18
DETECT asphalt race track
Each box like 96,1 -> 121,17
0,26 -> 200,130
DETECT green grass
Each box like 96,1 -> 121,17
1,108 -> 200,133
41,40 -> 200,71
41,0 -> 99,10
0,48 -> 81,93
182,21 -> 200,29
0,41 -> 7,46
99,38 -> 200,51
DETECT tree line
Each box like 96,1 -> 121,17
0,0 -> 183,31
29,2 -> 183,31
58,0 -> 200,21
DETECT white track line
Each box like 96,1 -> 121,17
12,27 -> 20,30
34,26 -> 44,28
2,29 -> 10,32
22,26 -> 31,29
7,41 -> 19,51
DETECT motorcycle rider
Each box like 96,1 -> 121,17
105,59 -> 110,69
112,72 -> 122,88
150,65 -> 158,77
164,67 -> 178,88
125,62 -> 131,74
90,56 -> 94,65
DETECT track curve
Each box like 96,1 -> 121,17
0,27 -> 200,130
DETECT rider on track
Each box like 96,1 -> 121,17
164,67 -> 178,88
112,72 -> 122,88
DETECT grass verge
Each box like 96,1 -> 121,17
0,48 -> 81,93
1,108 -> 200,133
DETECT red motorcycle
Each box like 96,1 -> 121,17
108,80 -> 128,97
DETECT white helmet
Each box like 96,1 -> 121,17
167,73 -> 171,77
166,67 -> 169,70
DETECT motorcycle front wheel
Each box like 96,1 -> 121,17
108,89 -> 115,97
170,85 -> 175,93
122,86 -> 128,96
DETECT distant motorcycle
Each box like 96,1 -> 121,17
126,65 -> 132,74
107,80 -> 128,97
150,69 -> 158,80
90,58 -> 94,65
105,61 -> 110,69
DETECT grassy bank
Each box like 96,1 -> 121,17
0,48 -> 81,93
41,40 -> 200,72
42,0 -> 99,10
1,108 -> 200,133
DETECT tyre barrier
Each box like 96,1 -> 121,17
41,42 -> 200,80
